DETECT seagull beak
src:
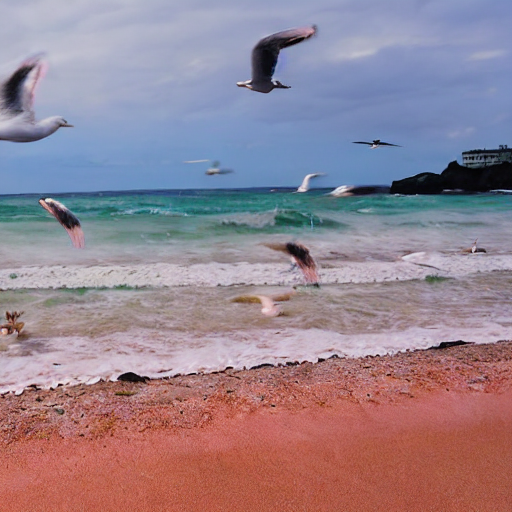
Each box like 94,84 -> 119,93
61,123 -> 74,128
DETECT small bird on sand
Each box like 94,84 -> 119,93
296,173 -> 326,193
0,54 -> 73,142
232,291 -> 296,317
39,198 -> 85,248
265,242 -> 320,286
352,139 -> 401,149
237,25 -> 317,93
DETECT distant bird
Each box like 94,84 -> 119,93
352,139 -> 401,149
296,173 -> 326,193
205,161 -> 234,176
237,25 -> 317,93
184,159 -> 234,175
265,242 -> 319,286
39,198 -> 85,248
462,238 -> 487,254
232,291 -> 295,317
0,54 -> 73,142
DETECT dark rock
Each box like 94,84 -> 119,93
117,372 -> 150,383
250,363 -> 275,370
430,340 -> 474,350
390,172 -> 444,195
391,161 -> 512,195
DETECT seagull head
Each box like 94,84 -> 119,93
236,80 -> 253,90
58,117 -> 74,128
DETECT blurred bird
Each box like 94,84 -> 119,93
205,161 -> 234,176
0,54 -> 73,142
265,242 -> 319,286
352,139 -> 401,149
232,291 -> 296,317
39,198 -> 85,248
296,173 -> 326,193
237,25 -> 317,93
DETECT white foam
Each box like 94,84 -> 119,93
0,323 -> 509,395
2,252 -> 512,290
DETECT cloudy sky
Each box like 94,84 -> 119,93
0,0 -> 510,194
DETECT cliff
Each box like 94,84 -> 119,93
390,161 -> 512,194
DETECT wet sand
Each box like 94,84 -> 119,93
1,341 -> 512,511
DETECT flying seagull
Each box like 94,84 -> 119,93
231,291 -> 295,317
296,173 -> 326,193
352,139 -> 401,149
205,161 -> 234,176
0,54 -> 73,142
265,242 -> 319,286
237,25 -> 317,93
39,198 -> 85,248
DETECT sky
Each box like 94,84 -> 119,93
0,0 -> 510,194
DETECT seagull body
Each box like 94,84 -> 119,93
39,198 -> 85,248
352,139 -> 401,149
232,291 -> 295,317
237,25 -> 317,93
296,173 -> 326,193
0,55 -> 73,142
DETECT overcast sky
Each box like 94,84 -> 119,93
0,0 -> 510,194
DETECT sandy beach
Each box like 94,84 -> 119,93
1,340 -> 512,511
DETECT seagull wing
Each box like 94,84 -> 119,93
39,198 -> 85,249
352,141 -> 372,145
0,54 -> 47,121
378,142 -> 402,147
285,242 -> 319,285
297,173 -> 325,192
251,25 -> 317,82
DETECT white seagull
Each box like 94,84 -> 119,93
0,54 -> 73,143
39,198 -> 85,248
237,25 -> 317,93
205,161 -> 234,176
296,173 -> 326,193
352,139 -> 401,149
232,291 -> 296,317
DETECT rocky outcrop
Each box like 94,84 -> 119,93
390,161 -> 512,194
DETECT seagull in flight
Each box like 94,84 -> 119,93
237,25 -> 317,93
352,139 -> 401,149
296,173 -> 326,193
265,242 -> 320,286
0,54 -> 73,142
232,291 -> 296,317
205,161 -> 234,176
39,198 -> 85,248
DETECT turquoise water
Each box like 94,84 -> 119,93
1,188 -> 512,393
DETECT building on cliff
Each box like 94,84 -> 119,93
462,145 -> 512,168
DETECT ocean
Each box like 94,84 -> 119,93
1,188 -> 512,394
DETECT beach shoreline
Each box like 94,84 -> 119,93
1,341 -> 512,511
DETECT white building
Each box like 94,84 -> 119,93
462,145 -> 512,168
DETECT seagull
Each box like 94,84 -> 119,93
184,159 -> 234,175
265,242 -> 320,286
232,291 -> 295,317
352,139 -> 401,149
237,25 -> 317,93
0,311 -> 24,337
39,198 -> 85,248
296,173 -> 326,193
205,161 -> 234,176
0,54 -> 73,142
462,238 -> 487,254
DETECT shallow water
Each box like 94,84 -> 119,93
1,189 -> 512,392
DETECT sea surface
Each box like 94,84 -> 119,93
1,188 -> 512,393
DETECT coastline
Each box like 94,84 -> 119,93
2,341 -> 512,511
